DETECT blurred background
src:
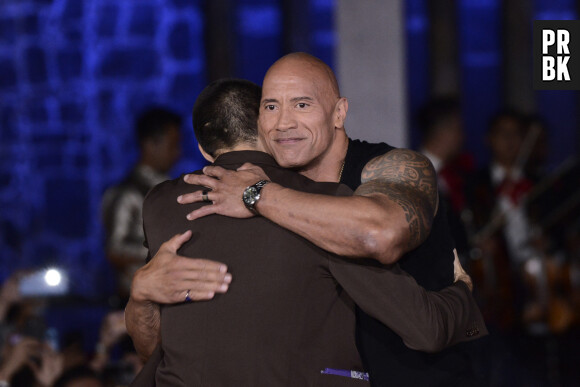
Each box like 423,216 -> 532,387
0,0 -> 579,386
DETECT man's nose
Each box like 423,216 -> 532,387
276,107 -> 297,131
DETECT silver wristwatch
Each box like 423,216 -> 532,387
242,180 -> 270,213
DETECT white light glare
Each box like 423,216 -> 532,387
44,269 -> 62,287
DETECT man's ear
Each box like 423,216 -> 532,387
198,143 -> 215,163
333,97 -> 348,128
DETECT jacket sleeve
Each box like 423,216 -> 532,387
329,256 -> 487,353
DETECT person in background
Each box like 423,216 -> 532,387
92,311 -> 142,386
102,107 -> 182,301
417,96 -> 474,261
465,109 -> 537,331
0,273 -> 63,387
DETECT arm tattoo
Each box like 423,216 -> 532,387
355,149 -> 438,249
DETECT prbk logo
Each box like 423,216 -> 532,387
533,20 -> 580,90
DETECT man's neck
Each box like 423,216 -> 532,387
298,129 -> 349,183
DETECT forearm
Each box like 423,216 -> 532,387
329,257 -> 487,352
125,297 -> 161,362
256,183 -> 409,264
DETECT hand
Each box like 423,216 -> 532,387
179,163 -> 270,221
99,310 -> 128,349
0,272 -> 24,306
130,230 -> 232,304
0,336 -> 42,381
29,344 -> 63,387
453,249 -> 473,292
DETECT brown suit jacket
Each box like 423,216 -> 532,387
131,151 -> 487,387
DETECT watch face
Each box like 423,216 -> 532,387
243,186 -> 258,205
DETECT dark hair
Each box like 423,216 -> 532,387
417,96 -> 461,141
135,107 -> 182,145
193,78 -> 261,157
487,108 -> 525,135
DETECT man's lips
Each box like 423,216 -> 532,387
274,138 -> 305,145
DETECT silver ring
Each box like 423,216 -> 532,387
185,289 -> 191,302
201,190 -> 210,203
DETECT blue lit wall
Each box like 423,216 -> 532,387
0,0 -> 206,297
236,0 -> 283,83
235,0 -> 335,84
0,0 -> 335,298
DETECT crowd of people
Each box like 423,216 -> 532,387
417,98 -> 580,384
0,272 -> 143,386
417,98 -> 579,336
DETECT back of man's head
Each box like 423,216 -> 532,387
193,78 -> 261,157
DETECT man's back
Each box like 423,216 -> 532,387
142,151 -> 367,386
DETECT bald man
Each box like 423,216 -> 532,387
127,78 -> 486,386
177,53 -> 485,386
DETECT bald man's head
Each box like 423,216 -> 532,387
264,52 -> 341,99
258,52 -> 349,172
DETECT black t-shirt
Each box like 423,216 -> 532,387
341,138 -> 479,387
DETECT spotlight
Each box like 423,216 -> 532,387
19,268 -> 69,297
44,268 -> 62,287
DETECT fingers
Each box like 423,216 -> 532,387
182,173 -> 219,193
162,230 -> 192,252
202,165 -> 227,178
178,190 -> 207,205
134,247 -> 232,304
237,163 -> 257,171
180,257 -> 227,272
186,203 -> 219,220
183,167 -> 226,187
452,249 -> 473,292
178,173 -> 220,205
174,262 -> 232,300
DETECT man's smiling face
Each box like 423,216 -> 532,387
258,57 -> 341,170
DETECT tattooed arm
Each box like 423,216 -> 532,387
356,149 -> 438,252
222,149 -> 437,264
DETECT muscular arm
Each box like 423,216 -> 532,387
355,149 -> 438,252
182,149 -> 437,264
260,149 -> 437,263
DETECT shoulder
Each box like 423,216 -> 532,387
143,172 -> 202,210
348,138 -> 395,156
346,138 -> 396,172
362,148 -> 435,184
144,177 -> 181,202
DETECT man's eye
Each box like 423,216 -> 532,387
264,105 -> 276,111
296,103 -> 308,108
